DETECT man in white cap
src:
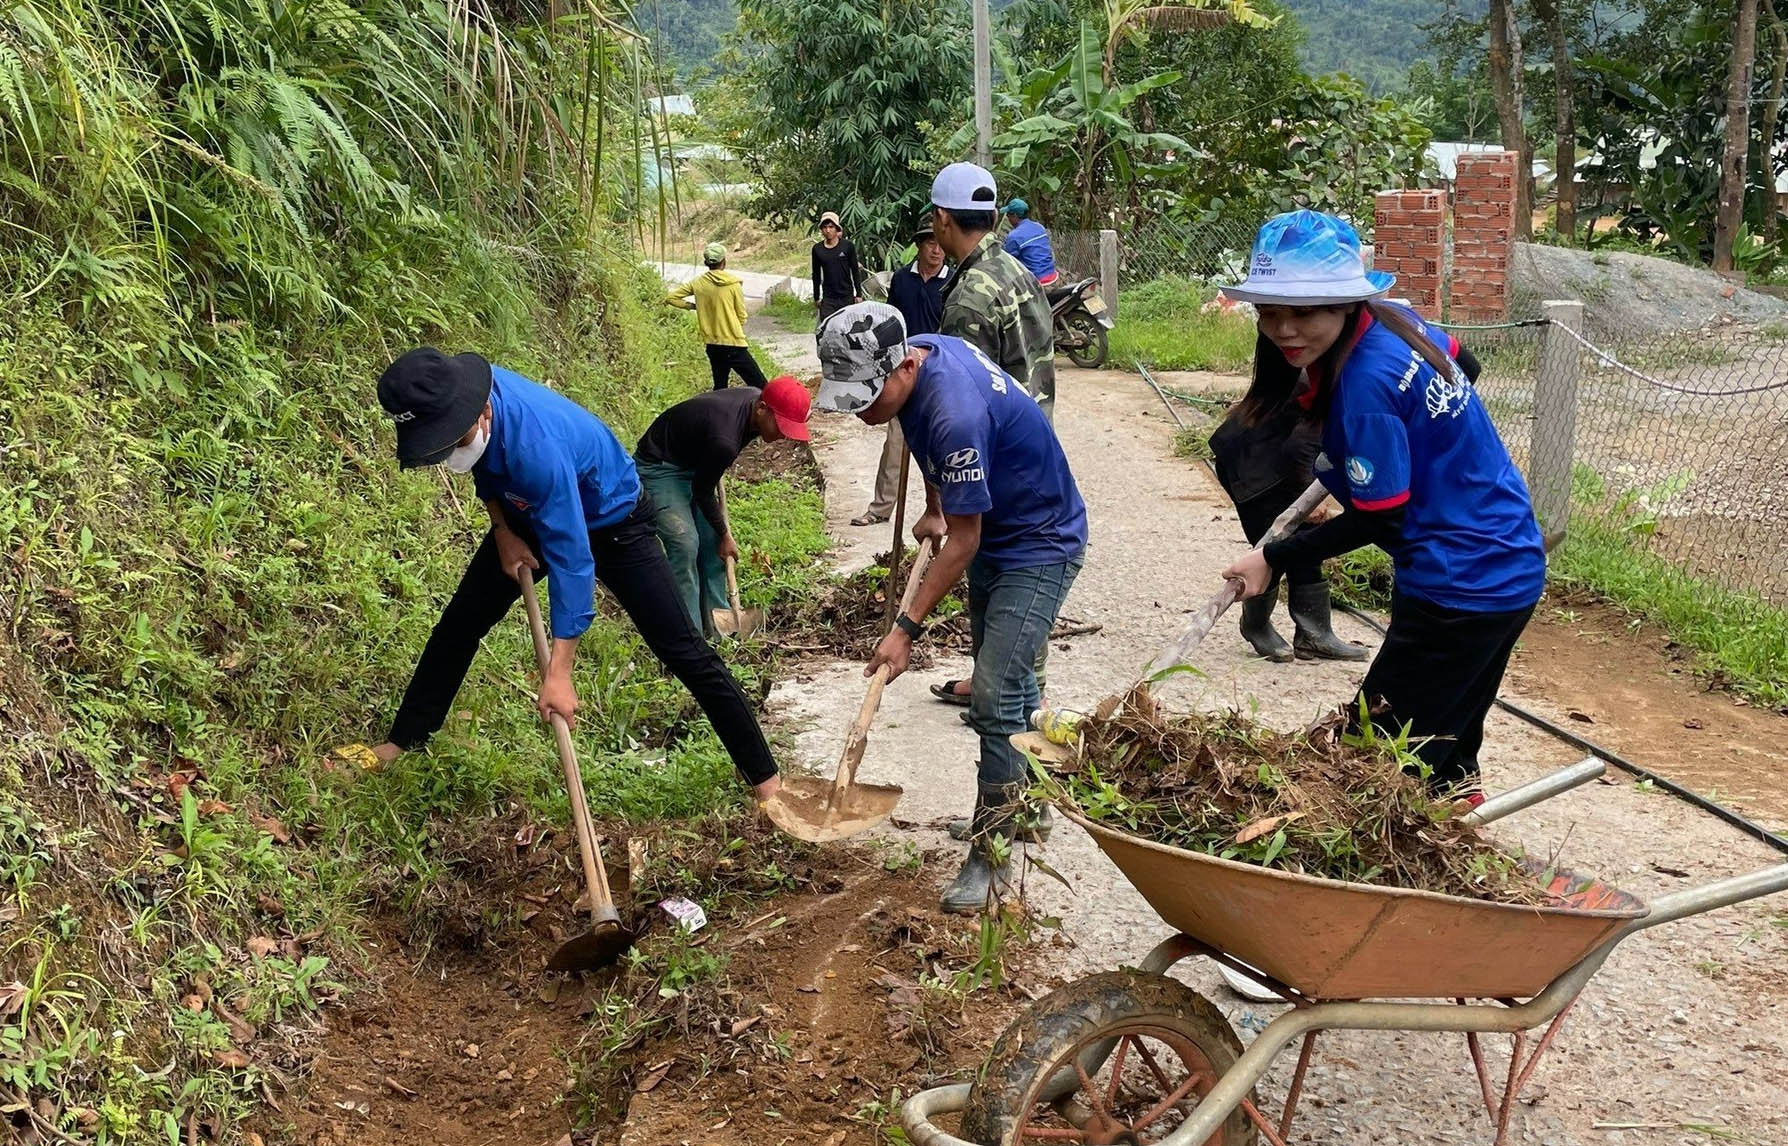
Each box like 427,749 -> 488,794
664,242 -> 766,390
924,162 -> 1061,712
929,162 -> 1056,419
813,302 -> 1087,915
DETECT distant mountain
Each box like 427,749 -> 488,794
640,0 -> 1472,94
1279,0 -> 1485,92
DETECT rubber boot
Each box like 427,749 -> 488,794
1238,576 -> 1293,663
948,801 -> 1053,843
940,782 -> 1021,915
1289,582 -> 1368,661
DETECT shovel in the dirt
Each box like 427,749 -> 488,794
1141,477 -> 1330,683
710,479 -> 766,639
762,537 -> 936,843
519,568 -> 635,974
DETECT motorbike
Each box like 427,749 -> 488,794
1048,277 -> 1113,368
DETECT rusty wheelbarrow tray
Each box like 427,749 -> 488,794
900,759 -> 1788,1146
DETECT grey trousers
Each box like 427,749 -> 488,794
866,419 -> 908,518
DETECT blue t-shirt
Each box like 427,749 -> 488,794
1002,219 -> 1058,282
899,335 -> 1087,569
472,368 -> 641,639
1315,310 -> 1545,612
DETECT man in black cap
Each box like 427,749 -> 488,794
364,348 -> 781,801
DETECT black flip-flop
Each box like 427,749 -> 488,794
929,680 -> 972,707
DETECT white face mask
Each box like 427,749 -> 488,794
444,423 -> 488,473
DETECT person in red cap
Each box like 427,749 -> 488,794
633,377 -> 813,636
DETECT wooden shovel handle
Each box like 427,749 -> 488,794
717,480 -> 746,630
825,538 -> 937,812
520,569 -> 614,912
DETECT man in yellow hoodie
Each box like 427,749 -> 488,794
666,243 -> 768,391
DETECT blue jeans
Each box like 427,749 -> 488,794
967,553 -> 1084,787
636,461 -> 729,636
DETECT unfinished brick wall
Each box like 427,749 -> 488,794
1451,151 -> 1518,322
1371,189 -> 1444,316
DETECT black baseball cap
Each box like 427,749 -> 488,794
377,348 -> 493,469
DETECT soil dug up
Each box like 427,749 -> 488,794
1056,686 -> 1550,905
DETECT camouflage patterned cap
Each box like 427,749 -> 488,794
814,302 -> 908,414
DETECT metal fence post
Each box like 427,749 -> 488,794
1530,300 -> 1583,549
1099,229 -> 1120,321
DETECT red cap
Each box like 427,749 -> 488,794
761,375 -> 812,442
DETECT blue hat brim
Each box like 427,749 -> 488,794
1220,269 -> 1395,307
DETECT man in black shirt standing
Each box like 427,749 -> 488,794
634,376 -> 813,637
811,211 -> 863,331
853,218 -> 949,526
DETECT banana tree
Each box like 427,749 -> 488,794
990,20 -> 1199,229
1098,0 -> 1273,83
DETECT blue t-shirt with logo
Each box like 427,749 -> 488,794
472,367 -> 641,639
1002,218 -> 1058,282
1316,310 -> 1545,613
899,335 -> 1087,569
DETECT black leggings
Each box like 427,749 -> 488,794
1236,493 -> 1324,588
386,499 -> 777,785
1355,591 -> 1535,793
705,344 -> 767,391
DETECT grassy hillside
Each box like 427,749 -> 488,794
0,2 -> 825,1140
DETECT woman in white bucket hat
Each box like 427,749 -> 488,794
1217,210 -> 1544,807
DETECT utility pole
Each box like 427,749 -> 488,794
973,0 -> 992,166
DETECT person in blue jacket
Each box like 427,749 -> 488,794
1219,211 -> 1546,804
1000,199 -> 1058,289
365,348 -> 781,801
815,302 -> 1087,914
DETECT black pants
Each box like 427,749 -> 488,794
704,344 -> 767,391
386,499 -> 778,786
1236,493 -> 1323,588
815,298 -> 850,338
1355,591 -> 1535,793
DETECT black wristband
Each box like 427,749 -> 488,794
894,612 -> 925,640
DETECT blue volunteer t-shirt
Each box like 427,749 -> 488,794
899,335 -> 1087,569
472,367 -> 641,639
1315,310 -> 1545,613
1002,219 -> 1057,282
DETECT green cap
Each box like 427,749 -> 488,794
702,242 -> 727,266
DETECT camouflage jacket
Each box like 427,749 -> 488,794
939,232 -> 1056,412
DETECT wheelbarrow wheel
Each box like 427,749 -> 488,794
960,970 -> 1257,1146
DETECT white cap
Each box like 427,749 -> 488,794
931,162 -> 998,212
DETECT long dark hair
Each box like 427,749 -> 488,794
1235,300 -> 1458,424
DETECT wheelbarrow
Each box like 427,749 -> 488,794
899,758 -> 1788,1146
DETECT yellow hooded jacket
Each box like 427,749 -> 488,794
665,269 -> 749,347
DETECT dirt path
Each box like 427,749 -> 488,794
766,362 -> 1788,1145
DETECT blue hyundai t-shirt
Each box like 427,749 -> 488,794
1002,219 -> 1058,282
1315,310 -> 1545,613
899,335 -> 1087,569
472,367 -> 641,639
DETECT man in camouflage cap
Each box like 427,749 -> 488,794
929,163 -> 1056,421
815,303 -> 1087,915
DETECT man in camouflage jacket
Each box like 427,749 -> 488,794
929,162 -> 1057,420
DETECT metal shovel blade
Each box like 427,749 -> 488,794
712,603 -> 766,638
761,775 -> 904,843
546,905 -> 634,974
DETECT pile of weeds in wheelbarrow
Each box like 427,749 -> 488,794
1055,686 -> 1551,906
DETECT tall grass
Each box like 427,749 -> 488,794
0,2 -> 833,1136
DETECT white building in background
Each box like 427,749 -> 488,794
646,94 -> 694,120
1425,142 -> 1553,190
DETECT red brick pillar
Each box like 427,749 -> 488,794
1452,151 -> 1517,322
1371,189 -> 1444,317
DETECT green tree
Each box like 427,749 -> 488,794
722,0 -> 972,260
